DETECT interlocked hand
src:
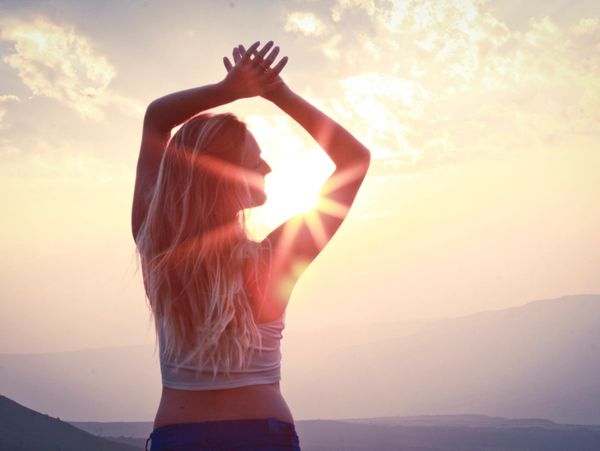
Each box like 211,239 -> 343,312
222,40 -> 289,101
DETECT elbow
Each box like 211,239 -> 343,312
143,101 -> 158,126
362,147 -> 372,163
354,141 -> 371,162
357,146 -> 371,169
143,101 -> 171,134
145,100 -> 164,124
145,100 -> 158,119
348,150 -> 371,177
331,144 -> 371,171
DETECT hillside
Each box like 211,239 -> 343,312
0,395 -> 139,451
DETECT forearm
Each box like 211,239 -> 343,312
269,86 -> 371,168
146,80 -> 236,132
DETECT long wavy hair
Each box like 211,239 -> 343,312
134,112 -> 271,379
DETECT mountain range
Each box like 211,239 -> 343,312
0,293 -> 598,424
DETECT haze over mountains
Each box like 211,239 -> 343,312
0,294 -> 598,424
290,293 -> 600,424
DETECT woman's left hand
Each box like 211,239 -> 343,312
222,40 -> 288,101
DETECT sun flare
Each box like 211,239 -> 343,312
265,174 -> 321,218
246,149 -> 335,238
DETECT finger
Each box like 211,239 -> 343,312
264,46 -> 280,66
233,47 -> 242,64
251,53 -> 268,72
238,45 -> 252,65
240,41 -> 260,63
223,57 -> 233,72
257,40 -> 274,60
271,56 -> 288,76
248,48 -> 266,70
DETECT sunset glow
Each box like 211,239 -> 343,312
0,0 -> 598,358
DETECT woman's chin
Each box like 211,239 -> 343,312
245,192 -> 267,209
254,193 -> 267,206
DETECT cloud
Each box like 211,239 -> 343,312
322,34 -> 342,60
338,72 -> 428,162
571,17 -> 599,35
0,95 -> 21,158
357,33 -> 382,60
285,12 -> 328,36
0,135 -> 133,183
0,94 -> 21,136
296,0 -> 600,173
332,0 -> 378,22
0,94 -> 21,102
0,16 -> 142,120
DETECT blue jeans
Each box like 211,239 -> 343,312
146,417 -> 301,450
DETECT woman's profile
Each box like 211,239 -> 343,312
133,40 -> 371,450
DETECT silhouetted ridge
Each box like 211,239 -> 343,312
0,395 -> 138,451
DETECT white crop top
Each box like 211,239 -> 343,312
158,312 -> 286,390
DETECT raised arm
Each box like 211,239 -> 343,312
264,85 -> 371,269
231,44 -> 371,322
132,41 -> 287,241
132,82 -> 230,240
265,82 -> 371,256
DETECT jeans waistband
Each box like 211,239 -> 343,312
150,416 -> 296,438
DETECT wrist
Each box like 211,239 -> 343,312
215,79 -> 242,103
266,84 -> 294,105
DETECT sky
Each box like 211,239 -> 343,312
0,0 -> 599,354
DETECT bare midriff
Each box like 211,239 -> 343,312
152,382 -> 294,430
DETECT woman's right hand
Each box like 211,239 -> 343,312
222,41 -> 289,102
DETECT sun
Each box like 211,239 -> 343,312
242,116 -> 337,239
265,171 -> 321,218
246,147 -> 334,238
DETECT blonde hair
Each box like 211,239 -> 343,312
134,112 -> 271,379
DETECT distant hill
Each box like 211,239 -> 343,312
288,293 -> 600,424
0,395 -> 139,451
0,293 -> 598,424
70,414 -> 600,451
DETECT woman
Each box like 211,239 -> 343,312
133,41 -> 370,450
